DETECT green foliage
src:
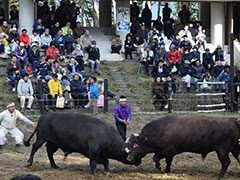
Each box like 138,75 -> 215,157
172,2 -> 199,21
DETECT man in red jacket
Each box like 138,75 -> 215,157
19,29 -> 30,47
167,44 -> 181,73
46,41 -> 60,63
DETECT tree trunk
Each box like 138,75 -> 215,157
81,0 -> 87,27
157,1 -> 161,17
91,0 -> 99,27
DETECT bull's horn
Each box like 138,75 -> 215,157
133,133 -> 139,137
125,147 -> 130,153
125,137 -> 130,143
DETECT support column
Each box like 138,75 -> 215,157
115,0 -> 130,43
99,0 -> 112,28
19,0 -> 34,34
227,2 -> 233,47
2,0 -> 9,21
200,2 -> 210,28
211,3 -> 225,48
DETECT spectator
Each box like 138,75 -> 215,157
133,34 -> 144,57
179,60 -> 193,92
65,28 -> 74,58
141,45 -> 154,75
152,76 -> 166,111
61,21 -> 72,36
195,25 -> 206,50
180,35 -> 192,51
213,45 -> 224,62
0,32 -> 8,58
19,29 -> 30,47
35,56 -> 52,81
14,42 -> 28,68
190,46 -> 200,62
38,77 -> 50,111
28,42 -> 40,74
178,4 -> 190,25
142,4 -> 152,28
155,45 -> 168,63
202,48 -> 214,72
153,16 -> 163,33
80,30 -> 92,51
171,34 -> 181,50
50,21 -> 60,38
10,5 -> 19,23
200,71 -> 213,105
33,18 -> 45,35
213,61 -> 224,91
89,77 -> 99,114
149,32 -> 159,53
46,41 -> 60,63
164,75 -> 177,94
86,40 -> 100,75
111,35 -> 122,54
30,30 -> 41,47
218,67 -> 230,92
173,19 -> 184,36
130,16 -> 140,36
45,13 -> 56,30
192,60 -> 205,91
70,74 -> 85,109
17,73 -> 34,112
40,28 -> 52,52
151,60 -> 169,79
162,3 -> 172,23
48,73 -> 63,110
181,49 -> 192,62
132,2 -> 140,20
0,20 -> 10,35
179,25 -> 192,40
71,44 -> 84,72
60,75 -> 71,109
114,95 -> 131,141
73,22 -> 85,43
124,34 -> 133,60
159,37 -> 165,47
137,24 -> 148,42
67,58 -> 83,82
164,19 -> 174,39
10,22 -> 18,32
148,26 -> 159,40
55,30 -> 65,59
8,27 -> 19,52
7,55 -> 21,92
167,44 -> 181,73
52,60 -> 64,80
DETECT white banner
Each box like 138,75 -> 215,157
117,8 -> 130,31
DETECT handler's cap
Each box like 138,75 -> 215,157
119,95 -> 127,102
6,102 -> 15,108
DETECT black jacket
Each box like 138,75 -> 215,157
124,39 -> 133,49
87,46 -> 100,61
28,48 -> 40,63
213,65 -> 224,78
151,65 -> 169,79
164,80 -> 176,94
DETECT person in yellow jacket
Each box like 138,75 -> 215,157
48,73 -> 63,110
0,32 -> 9,58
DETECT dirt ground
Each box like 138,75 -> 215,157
0,113 -> 240,180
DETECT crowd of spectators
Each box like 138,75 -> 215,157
4,1 -> 104,112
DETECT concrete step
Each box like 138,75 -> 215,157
110,76 -> 128,81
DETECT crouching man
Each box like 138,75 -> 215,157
0,103 -> 37,152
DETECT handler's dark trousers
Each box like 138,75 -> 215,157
116,121 -> 127,141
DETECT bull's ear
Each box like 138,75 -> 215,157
125,147 -> 130,153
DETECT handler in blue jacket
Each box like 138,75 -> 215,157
114,96 -> 131,141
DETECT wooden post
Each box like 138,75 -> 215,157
230,33 -> 235,112
168,82 -> 173,113
225,80 -> 229,111
104,79 -> 108,113
38,80 -> 44,114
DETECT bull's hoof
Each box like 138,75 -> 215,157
26,162 -> 32,168
51,165 -> 59,169
90,171 -> 94,175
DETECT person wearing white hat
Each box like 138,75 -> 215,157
14,42 -> 28,68
0,102 -> 37,152
8,27 -> 19,52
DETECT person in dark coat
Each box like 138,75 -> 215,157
64,28 -> 74,57
137,24 -> 148,42
124,34 -> 133,60
213,45 -> 224,62
171,34 -> 181,50
28,43 -> 40,74
164,75 -> 176,94
153,16 -> 163,33
70,74 -> 86,109
151,76 -> 166,111
162,3 -> 172,23
164,19 -> 174,39
178,4 -> 190,25
151,60 -> 169,79
142,4 -> 152,28
180,35 -> 192,51
202,48 -> 214,72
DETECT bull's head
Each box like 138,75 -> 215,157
125,133 -> 145,166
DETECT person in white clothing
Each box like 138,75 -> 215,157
17,73 -> 34,112
0,102 -> 37,152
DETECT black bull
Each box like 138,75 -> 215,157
126,114 -> 240,180
24,113 -> 135,175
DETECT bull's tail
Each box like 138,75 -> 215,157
24,128 -> 38,147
